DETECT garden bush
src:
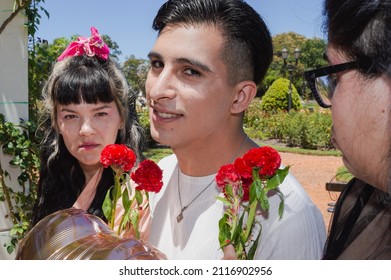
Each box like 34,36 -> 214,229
245,99 -> 333,150
260,78 -> 302,112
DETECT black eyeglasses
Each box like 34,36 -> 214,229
304,61 -> 358,108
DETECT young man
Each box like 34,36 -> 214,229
146,0 -> 326,259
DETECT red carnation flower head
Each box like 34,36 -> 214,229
100,144 -> 136,173
242,146 -> 281,178
216,164 -> 240,189
240,178 -> 252,202
233,157 -> 252,180
131,159 -> 163,193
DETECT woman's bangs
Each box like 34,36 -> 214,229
53,67 -> 114,105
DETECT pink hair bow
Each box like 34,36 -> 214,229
57,27 -> 110,61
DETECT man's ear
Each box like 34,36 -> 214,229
230,81 -> 257,114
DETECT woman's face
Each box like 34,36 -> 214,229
56,101 -> 123,171
328,45 -> 391,192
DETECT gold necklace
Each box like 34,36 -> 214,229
176,135 -> 248,223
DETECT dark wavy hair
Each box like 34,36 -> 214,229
31,55 -> 145,227
152,0 -> 273,85
323,0 -> 391,260
324,0 -> 391,78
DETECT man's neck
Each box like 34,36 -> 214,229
173,132 -> 257,177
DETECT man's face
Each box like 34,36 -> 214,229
146,24 -> 238,149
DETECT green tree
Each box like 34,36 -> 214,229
122,55 -> 150,95
261,32 -> 306,95
261,32 -> 327,99
260,78 -> 302,112
300,38 -> 328,69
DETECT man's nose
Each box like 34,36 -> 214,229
147,68 -> 177,101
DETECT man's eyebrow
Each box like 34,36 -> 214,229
176,57 -> 212,73
148,51 -> 162,60
147,51 -> 212,73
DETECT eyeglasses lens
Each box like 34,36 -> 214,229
315,75 -> 335,107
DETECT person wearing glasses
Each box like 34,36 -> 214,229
304,0 -> 391,259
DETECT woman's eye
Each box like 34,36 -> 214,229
96,112 -> 108,117
64,114 -> 77,120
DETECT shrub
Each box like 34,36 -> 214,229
260,78 -> 302,112
0,114 -> 40,254
245,100 -> 333,150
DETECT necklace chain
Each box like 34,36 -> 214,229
176,135 -> 248,223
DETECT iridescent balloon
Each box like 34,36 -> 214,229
15,208 -> 166,260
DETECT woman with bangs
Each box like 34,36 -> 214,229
15,27 -> 167,260
30,27 -> 145,228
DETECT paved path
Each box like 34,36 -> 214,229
280,152 -> 344,230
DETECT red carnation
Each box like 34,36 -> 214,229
216,164 -> 240,189
243,146 -> 281,178
233,157 -> 252,179
215,145 -> 288,259
100,144 -> 136,172
131,159 -> 163,193
240,178 -> 251,202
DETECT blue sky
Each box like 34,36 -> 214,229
36,0 -> 326,62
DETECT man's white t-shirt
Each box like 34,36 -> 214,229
149,154 -> 326,259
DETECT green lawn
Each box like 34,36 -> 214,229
143,140 -> 342,162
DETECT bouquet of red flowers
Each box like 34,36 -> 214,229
100,144 -> 163,238
215,146 -> 289,259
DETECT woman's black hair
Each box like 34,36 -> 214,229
324,0 -> 391,77
31,55 -> 145,227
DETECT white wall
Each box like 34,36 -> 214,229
0,0 -> 29,260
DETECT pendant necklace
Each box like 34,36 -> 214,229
176,135 -> 248,223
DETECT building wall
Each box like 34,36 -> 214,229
0,0 -> 29,260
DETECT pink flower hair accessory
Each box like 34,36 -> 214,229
57,27 -> 110,61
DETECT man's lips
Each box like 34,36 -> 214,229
152,107 -> 183,120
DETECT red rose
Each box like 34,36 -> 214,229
242,146 -> 281,178
131,159 -> 163,193
100,144 -> 136,172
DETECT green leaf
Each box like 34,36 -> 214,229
225,185 -> 233,198
249,181 -> 257,203
259,188 -> 270,211
130,209 -> 140,239
247,226 -> 262,260
231,211 -> 245,244
277,189 -> 285,219
216,196 -> 231,206
122,188 -> 131,210
102,187 -> 113,222
135,189 -> 143,206
254,179 -> 262,201
218,214 -> 231,247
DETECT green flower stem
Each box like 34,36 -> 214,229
230,196 -> 239,237
245,200 -> 258,239
110,174 -> 121,230
236,199 -> 257,257
117,196 -> 131,235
